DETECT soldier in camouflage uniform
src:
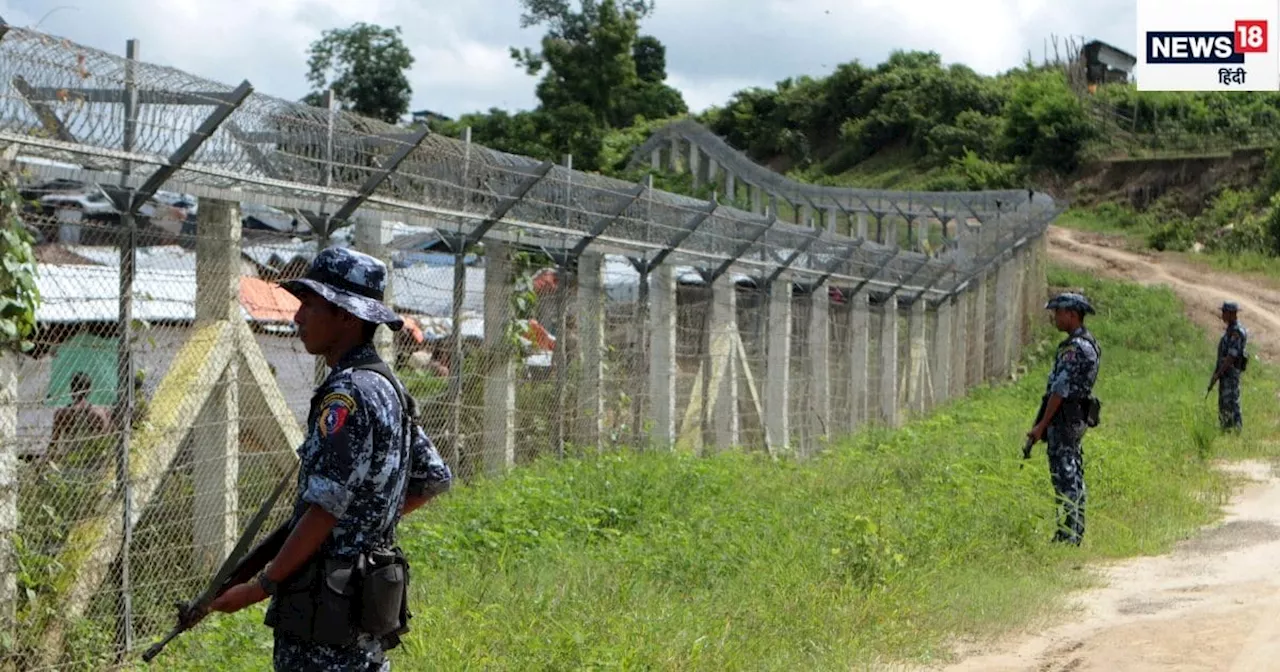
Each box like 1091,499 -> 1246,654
1027,293 -> 1100,546
208,247 -> 452,671
1208,301 -> 1247,432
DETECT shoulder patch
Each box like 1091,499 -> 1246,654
318,392 -> 355,437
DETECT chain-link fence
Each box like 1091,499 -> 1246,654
0,19 -> 1057,670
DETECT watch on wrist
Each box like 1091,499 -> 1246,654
256,571 -> 278,596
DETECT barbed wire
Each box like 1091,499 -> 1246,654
0,17 -> 1054,670
0,22 -> 1056,298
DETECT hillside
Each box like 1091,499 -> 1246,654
433,42 -> 1280,269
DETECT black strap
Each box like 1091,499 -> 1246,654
344,355 -> 416,547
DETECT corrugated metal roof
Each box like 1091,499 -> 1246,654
36,264 -> 215,323
34,264 -> 297,325
64,245 -> 198,272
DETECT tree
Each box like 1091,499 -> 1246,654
0,172 -> 39,353
500,0 -> 686,169
303,22 -> 415,124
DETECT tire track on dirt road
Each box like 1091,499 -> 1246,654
899,226 -> 1280,672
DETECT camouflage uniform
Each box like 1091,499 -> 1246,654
269,248 -> 452,671
1217,313 -> 1247,432
1042,294 -> 1101,546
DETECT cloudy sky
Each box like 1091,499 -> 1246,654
0,0 -> 1136,119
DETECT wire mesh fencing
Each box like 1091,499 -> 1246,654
0,17 -> 1056,670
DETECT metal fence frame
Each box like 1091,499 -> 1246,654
0,20 -> 1058,669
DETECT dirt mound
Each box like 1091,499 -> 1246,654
1068,149 -> 1267,215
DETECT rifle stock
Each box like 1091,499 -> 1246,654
141,521 -> 291,662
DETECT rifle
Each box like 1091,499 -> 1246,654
141,464 -> 297,663
1021,395 -> 1049,468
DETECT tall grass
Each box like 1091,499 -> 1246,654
140,267 -> 1280,671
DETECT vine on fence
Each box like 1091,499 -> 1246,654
0,169 -> 40,353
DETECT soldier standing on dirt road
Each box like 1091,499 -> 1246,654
1208,301 -> 1248,433
1027,293 -> 1101,546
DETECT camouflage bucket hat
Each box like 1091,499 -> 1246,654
280,247 -> 404,331
1044,292 -> 1095,315
1222,301 -> 1240,313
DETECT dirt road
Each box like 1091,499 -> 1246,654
911,226 -> 1280,671
1045,226 -> 1280,362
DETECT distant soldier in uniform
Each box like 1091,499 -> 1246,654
1208,301 -> 1247,432
207,247 -> 452,671
1026,293 -> 1101,546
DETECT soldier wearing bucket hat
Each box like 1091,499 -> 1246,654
206,247 -> 452,671
1207,301 -> 1248,432
1025,292 -> 1102,546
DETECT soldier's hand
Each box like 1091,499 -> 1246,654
1026,423 -> 1046,444
208,581 -> 267,615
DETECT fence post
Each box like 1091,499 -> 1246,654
993,259 -> 1016,380
645,261 -> 675,445
847,292 -> 870,428
880,297 -> 900,427
907,298 -> 928,415
707,270 -> 739,450
192,198 -> 241,570
971,273 -> 989,383
883,218 -> 898,248
764,273 -> 792,453
724,173 -> 736,203
575,252 -> 605,451
668,137 -> 680,173
647,263 -> 677,448
355,216 -> 396,365
0,352 -> 15,627
934,297 -> 954,406
482,240 -> 515,475
953,288 -> 972,395
807,284 -> 831,452
689,145 -> 701,188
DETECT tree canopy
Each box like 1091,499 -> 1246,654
303,22 -> 415,124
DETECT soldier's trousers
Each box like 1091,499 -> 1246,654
273,632 -> 390,671
1219,372 -> 1242,431
1046,421 -> 1087,545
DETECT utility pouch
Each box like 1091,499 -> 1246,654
356,547 -> 410,640
1085,397 -> 1101,428
263,557 -> 318,635
312,558 -> 360,647
264,556 -> 359,647
1239,353 -> 1250,372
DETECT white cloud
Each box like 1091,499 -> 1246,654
0,0 -> 1138,120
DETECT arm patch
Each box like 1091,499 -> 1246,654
318,392 -> 356,437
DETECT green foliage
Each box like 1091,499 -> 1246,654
1001,70 -> 1097,172
0,171 -> 39,352
152,269 -> 1280,670
496,0 -> 686,170
1092,84 -> 1280,146
303,22 -> 415,123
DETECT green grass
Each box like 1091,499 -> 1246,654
130,267 -> 1280,671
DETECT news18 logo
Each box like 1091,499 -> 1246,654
1137,0 -> 1279,91
1146,21 -> 1267,64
